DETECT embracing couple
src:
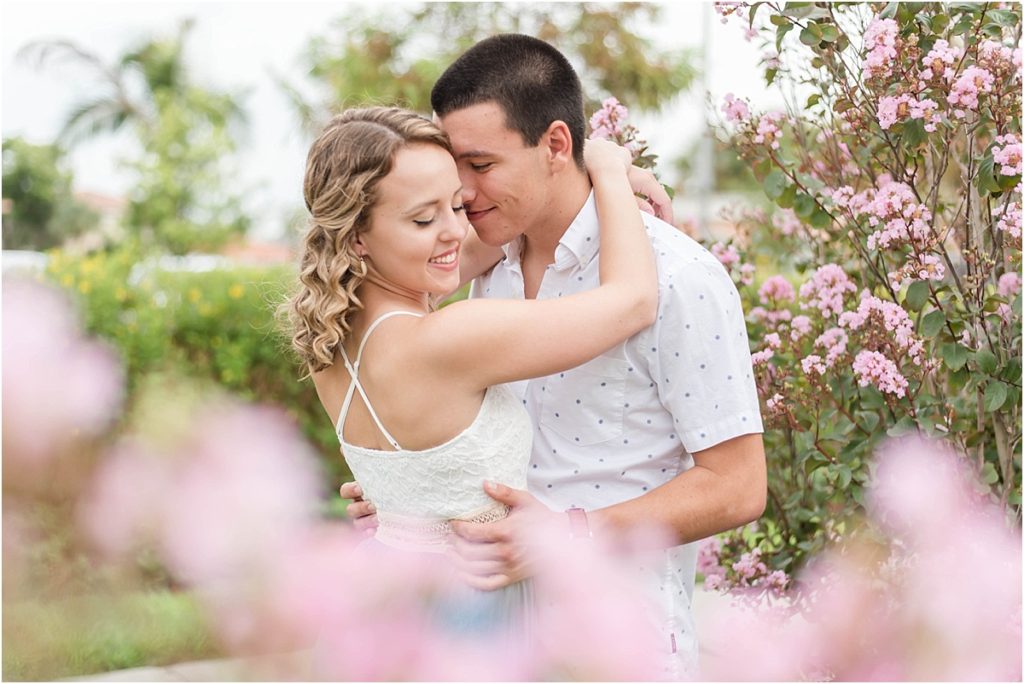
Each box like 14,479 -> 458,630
287,33 -> 766,678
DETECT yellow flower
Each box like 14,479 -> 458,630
188,288 -> 202,303
62,274 -> 74,287
228,284 -> 244,299
79,281 -> 92,294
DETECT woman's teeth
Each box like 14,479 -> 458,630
429,252 -> 456,264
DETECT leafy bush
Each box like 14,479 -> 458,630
44,247 -> 343,482
705,0 -> 1022,591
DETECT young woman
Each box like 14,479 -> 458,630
288,106 -> 657,628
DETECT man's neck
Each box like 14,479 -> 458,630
521,169 -> 592,266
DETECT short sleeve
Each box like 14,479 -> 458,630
641,253 -> 764,454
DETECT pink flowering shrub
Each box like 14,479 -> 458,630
701,437 -> 1021,681
707,2 -> 1021,590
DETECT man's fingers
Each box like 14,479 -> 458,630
352,514 -> 378,533
636,196 -> 656,216
346,499 -> 376,520
458,571 -> 512,592
447,553 -> 509,578
450,519 -> 507,543
448,535 -> 506,562
339,481 -> 363,501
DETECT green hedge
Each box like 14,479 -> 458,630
44,248 -> 344,482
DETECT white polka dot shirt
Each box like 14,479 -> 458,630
471,191 -> 764,674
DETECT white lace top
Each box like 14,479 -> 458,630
336,311 -> 533,553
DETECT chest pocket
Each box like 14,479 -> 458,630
539,354 -> 629,446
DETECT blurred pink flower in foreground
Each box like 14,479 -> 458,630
3,278 -> 123,482
703,437 -> 1022,681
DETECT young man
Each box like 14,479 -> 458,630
345,34 -> 766,676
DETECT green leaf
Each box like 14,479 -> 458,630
859,412 -> 881,434
988,9 -> 1020,27
777,184 -> 798,208
837,465 -> 852,490
794,193 -> 816,218
752,158 -> 773,183
976,349 -> 998,375
764,169 -> 789,199
902,119 -> 926,149
810,208 -> 831,229
921,309 -> 946,338
806,93 -> 821,109
904,281 -> 930,311
879,3 -> 899,19
776,22 -> 794,50
887,416 -> 918,437
931,14 -> 950,33
980,462 -> 999,485
765,67 -> 778,86
748,1 -> 766,27
1001,358 -> 1022,383
818,24 -> 840,42
770,13 -> 790,27
800,24 -> 823,46
984,381 -> 1008,411
941,342 -> 969,371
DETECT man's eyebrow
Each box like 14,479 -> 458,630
455,150 -> 493,160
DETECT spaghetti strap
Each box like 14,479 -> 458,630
335,311 -> 424,450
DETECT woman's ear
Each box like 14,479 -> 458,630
352,236 -> 369,259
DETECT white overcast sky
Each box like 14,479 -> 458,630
2,1 -> 778,240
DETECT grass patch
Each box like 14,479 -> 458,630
3,589 -> 221,681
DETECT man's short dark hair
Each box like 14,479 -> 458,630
431,34 -> 585,168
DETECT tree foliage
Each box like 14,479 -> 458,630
20,19 -> 250,255
2,137 -> 98,250
283,2 -> 696,135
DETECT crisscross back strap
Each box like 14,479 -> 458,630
336,311 -> 423,450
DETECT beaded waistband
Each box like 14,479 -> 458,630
375,503 -> 511,553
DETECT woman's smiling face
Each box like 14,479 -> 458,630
357,143 -> 470,296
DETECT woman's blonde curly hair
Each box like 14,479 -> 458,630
287,107 -> 452,373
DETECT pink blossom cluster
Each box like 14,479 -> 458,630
710,241 -> 740,268
749,305 -> 792,326
697,535 -> 725,579
992,133 -> 1021,176
758,275 -> 796,305
888,252 -> 946,289
920,39 -> 962,82
997,271 -> 1021,298
977,39 -> 1022,78
773,207 -> 802,236
739,262 -> 756,286
790,314 -> 812,342
721,92 -> 751,123
814,327 -> 849,368
845,177 -> 933,251
851,349 -> 909,397
701,438 -> 1022,681
588,96 -> 630,140
876,94 -> 940,132
3,279 -> 124,482
765,392 -> 785,410
751,349 -> 774,366
762,51 -> 781,69
839,291 -> 926,365
798,263 -> 857,318
801,354 -> 827,376
700,537 -> 790,597
948,66 -> 995,118
994,194 -> 1022,240
862,18 -> 899,81
753,111 -> 785,149
713,1 -> 744,24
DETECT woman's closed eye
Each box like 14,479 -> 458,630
413,205 -> 465,226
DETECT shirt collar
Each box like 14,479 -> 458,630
498,190 -> 599,271
553,190 -> 599,271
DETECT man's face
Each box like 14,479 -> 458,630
438,102 -> 552,247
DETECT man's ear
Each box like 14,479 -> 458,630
541,120 -> 575,171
